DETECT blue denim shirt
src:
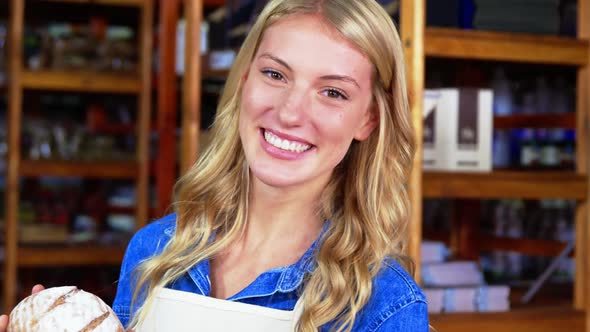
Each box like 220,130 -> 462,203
113,214 -> 429,331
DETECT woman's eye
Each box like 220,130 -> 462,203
323,88 -> 348,100
262,69 -> 284,81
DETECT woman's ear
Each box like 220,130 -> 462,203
354,106 -> 379,141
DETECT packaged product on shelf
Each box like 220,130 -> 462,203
539,129 -> 563,168
425,285 -> 510,313
422,261 -> 485,287
519,129 -> 540,168
48,23 -> 95,70
175,19 -> 209,75
560,130 -> 576,170
96,26 -> 137,73
19,222 -> 69,244
426,0 -> 459,28
424,288 -> 445,313
421,241 -> 450,264
421,240 -> 511,313
423,88 -> 493,172
0,22 -> 6,85
473,0 -> 560,35
444,287 -> 479,312
490,67 -> 513,116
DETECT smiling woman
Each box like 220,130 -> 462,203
239,14 -> 377,188
111,1 -> 427,331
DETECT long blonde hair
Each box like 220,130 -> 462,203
128,0 -> 415,331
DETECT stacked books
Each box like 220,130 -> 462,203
421,241 -> 511,313
473,0 -> 560,35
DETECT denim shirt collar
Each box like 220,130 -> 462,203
162,221 -> 328,301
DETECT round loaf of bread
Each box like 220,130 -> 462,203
8,286 -> 124,332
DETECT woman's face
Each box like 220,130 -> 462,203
239,14 -> 377,191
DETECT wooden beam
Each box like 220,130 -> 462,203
401,0 -> 425,283
136,0 -> 153,228
5,0 -> 25,312
577,0 -> 590,315
181,0 -> 202,175
156,0 -> 180,217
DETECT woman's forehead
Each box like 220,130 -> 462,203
256,14 -> 373,84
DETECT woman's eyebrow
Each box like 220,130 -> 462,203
318,75 -> 360,88
258,53 -> 292,71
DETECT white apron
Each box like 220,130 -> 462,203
137,288 -> 304,332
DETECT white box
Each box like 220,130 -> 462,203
423,288 -> 444,313
421,240 -> 450,264
421,261 -> 484,287
423,88 -> 493,172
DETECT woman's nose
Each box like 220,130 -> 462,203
277,87 -> 310,127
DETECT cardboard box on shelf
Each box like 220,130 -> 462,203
423,88 -> 493,172
19,223 -> 69,244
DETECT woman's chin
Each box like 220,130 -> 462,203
249,167 -> 308,189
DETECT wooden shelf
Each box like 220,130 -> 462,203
479,235 -> 570,257
430,307 -> 584,332
37,0 -> 147,7
425,27 -> 589,66
20,160 -> 138,179
18,245 -> 126,267
494,113 -> 576,129
423,171 -> 588,200
422,231 -> 571,256
21,70 -> 141,94
203,0 -> 225,5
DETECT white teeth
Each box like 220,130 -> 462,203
263,130 -> 311,153
280,140 -> 290,150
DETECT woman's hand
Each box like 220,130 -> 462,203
0,284 -> 45,331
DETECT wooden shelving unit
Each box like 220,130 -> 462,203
402,0 -> 590,330
4,0 -> 153,310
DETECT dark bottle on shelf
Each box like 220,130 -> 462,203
559,129 -> 576,170
520,129 -> 540,169
539,129 -> 560,169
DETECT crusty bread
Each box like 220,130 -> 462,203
8,286 -> 124,332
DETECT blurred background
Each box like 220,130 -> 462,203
0,1 -> 587,331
